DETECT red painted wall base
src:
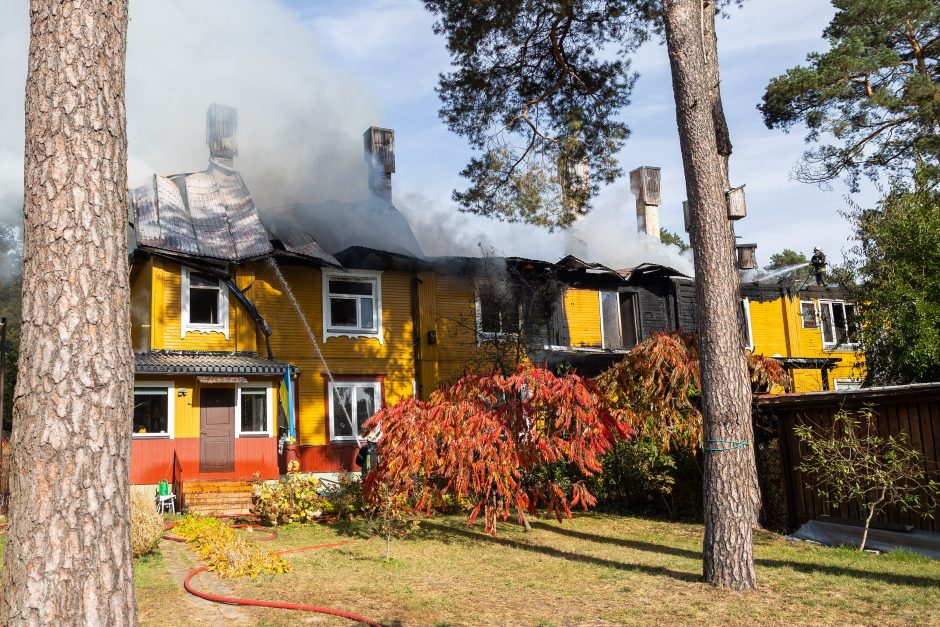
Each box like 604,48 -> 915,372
131,437 -> 279,484
298,443 -> 360,474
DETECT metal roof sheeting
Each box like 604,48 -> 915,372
135,351 -> 289,376
130,163 -> 273,261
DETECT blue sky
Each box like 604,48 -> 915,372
290,0 -> 877,264
0,0 -> 878,268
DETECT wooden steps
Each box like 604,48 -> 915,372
181,480 -> 255,516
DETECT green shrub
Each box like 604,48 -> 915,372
130,490 -> 164,558
320,471 -> 364,519
252,461 -> 325,526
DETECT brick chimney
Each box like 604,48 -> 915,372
206,104 -> 238,168
364,126 -> 395,202
629,166 -> 661,240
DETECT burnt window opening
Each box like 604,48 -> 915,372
820,301 -> 859,347
188,271 -> 222,325
619,292 -> 640,349
240,388 -> 268,434
800,301 -> 819,329
133,386 -> 169,437
599,291 -> 639,350
476,280 -> 520,338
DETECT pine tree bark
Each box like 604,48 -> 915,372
662,0 -> 756,590
701,1 -> 762,527
0,1 -> 136,623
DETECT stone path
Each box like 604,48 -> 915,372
159,539 -> 252,625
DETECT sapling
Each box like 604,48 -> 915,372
795,408 -> 940,551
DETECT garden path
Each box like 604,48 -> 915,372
159,539 -> 251,625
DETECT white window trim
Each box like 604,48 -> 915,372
328,380 -> 383,443
474,279 -> 520,344
799,299 -> 819,329
742,297 -> 754,351
235,385 -> 275,438
322,268 -> 383,344
833,378 -> 863,391
181,266 -> 230,340
818,299 -> 860,350
133,381 -> 175,439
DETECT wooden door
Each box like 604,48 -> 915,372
200,388 -> 235,473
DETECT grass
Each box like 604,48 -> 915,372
159,513 -> 940,626
4,513 -> 939,625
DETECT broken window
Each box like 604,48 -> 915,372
133,386 -> 170,437
323,270 -> 381,340
800,301 -> 818,329
619,292 -> 640,349
239,388 -> 268,435
329,381 -> 381,442
476,280 -> 519,338
600,291 -> 622,349
819,301 -> 859,347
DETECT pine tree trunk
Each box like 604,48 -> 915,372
662,0 -> 756,590
0,1 -> 135,623
701,1 -> 762,528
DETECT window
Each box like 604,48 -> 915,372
800,301 -> 818,329
819,301 -> 859,348
475,279 -> 519,340
238,388 -> 270,436
133,384 -> 173,438
741,298 -> 754,350
328,381 -> 382,442
834,379 -> 863,391
322,269 -> 382,342
600,291 -> 622,349
619,292 -> 640,349
181,267 -> 229,339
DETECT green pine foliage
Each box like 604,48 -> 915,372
760,0 -> 940,189
764,248 -> 808,270
659,228 -> 690,252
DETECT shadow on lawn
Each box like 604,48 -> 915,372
529,521 -> 940,590
420,521 -> 701,583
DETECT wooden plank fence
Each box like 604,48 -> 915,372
754,383 -> 940,533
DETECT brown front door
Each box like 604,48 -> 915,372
200,388 -> 235,473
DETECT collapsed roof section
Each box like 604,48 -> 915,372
130,163 -> 274,262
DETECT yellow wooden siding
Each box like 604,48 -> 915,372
130,258 -> 152,352
564,288 -> 602,347
747,295 -> 866,392
251,263 -> 417,447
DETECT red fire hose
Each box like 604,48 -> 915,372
166,520 -> 381,626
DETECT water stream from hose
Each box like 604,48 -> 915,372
265,257 -> 360,447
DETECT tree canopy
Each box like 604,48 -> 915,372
425,0 -> 653,228
760,0 -> 940,189
845,175 -> 940,384
764,248 -> 808,271
660,228 -> 690,252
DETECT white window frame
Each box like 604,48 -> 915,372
834,378 -> 863,391
235,385 -> 275,437
799,300 -> 819,329
741,298 -> 754,351
322,269 -> 383,343
327,380 -> 383,443
474,279 -> 520,343
818,300 -> 860,350
132,381 -> 175,439
181,266 -> 230,339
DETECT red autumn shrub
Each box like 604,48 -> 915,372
362,364 -> 625,535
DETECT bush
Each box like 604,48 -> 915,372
173,514 -> 289,578
252,460 -> 326,526
130,490 -> 164,558
320,471 -> 364,519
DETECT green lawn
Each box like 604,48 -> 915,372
5,514 -> 940,625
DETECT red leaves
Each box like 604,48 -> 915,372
363,364 -> 621,535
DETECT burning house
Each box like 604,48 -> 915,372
126,105 -> 864,512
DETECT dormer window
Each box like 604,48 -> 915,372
181,267 -> 229,338
322,269 -> 383,342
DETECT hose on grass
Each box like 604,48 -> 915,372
165,518 -> 381,626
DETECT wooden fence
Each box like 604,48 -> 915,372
754,383 -> 940,533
